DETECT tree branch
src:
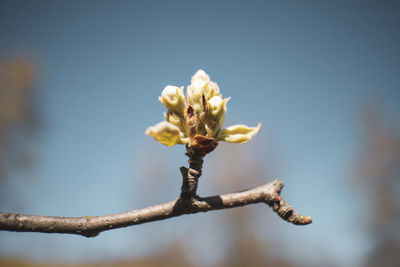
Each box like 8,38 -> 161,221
0,179 -> 311,237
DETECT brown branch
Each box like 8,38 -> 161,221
180,145 -> 204,199
0,179 -> 311,237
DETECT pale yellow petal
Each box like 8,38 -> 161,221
217,123 -> 261,143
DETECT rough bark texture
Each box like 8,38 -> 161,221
180,145 -> 204,199
0,179 -> 311,237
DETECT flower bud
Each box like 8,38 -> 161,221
208,95 -> 224,116
186,69 -> 212,115
191,69 -> 210,84
204,95 -> 230,136
147,69 -> 261,148
204,81 -> 220,100
159,86 -> 185,115
186,85 -> 203,115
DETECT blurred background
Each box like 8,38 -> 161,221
1,0 -> 399,266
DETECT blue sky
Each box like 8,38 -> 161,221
1,0 -> 400,266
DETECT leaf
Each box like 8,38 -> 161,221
217,123 -> 261,143
145,121 -> 187,147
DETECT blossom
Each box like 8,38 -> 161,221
146,70 -> 261,151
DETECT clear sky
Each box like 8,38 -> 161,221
1,0 -> 400,266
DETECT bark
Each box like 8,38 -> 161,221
0,179 -> 311,237
0,145 -> 312,237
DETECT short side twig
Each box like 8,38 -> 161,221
0,179 -> 311,237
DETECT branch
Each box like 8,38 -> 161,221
0,179 -> 311,237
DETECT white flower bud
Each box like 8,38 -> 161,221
187,69 -> 212,114
191,69 -> 210,84
159,86 -> 185,115
204,96 -> 230,137
186,86 -> 204,115
208,95 -> 223,116
205,81 -> 220,99
147,69 -> 261,149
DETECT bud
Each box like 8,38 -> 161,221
204,81 -> 220,100
147,69 -> 261,148
191,69 -> 210,84
159,86 -> 185,115
186,69 -> 211,115
186,87 -> 202,114
208,95 -> 224,117
205,95 -> 230,137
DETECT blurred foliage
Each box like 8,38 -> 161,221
356,107 -> 400,267
207,145 -> 299,267
0,258 -> 192,267
211,146 -> 287,267
0,59 -> 38,203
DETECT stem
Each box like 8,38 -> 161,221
180,145 -> 204,200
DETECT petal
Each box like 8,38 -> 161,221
217,123 -> 261,143
145,121 -> 187,146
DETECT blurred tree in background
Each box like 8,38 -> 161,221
213,146 -> 296,267
134,143 -> 298,267
356,107 -> 400,267
0,59 -> 38,205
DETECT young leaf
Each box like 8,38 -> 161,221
145,121 -> 187,147
217,123 -> 261,143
